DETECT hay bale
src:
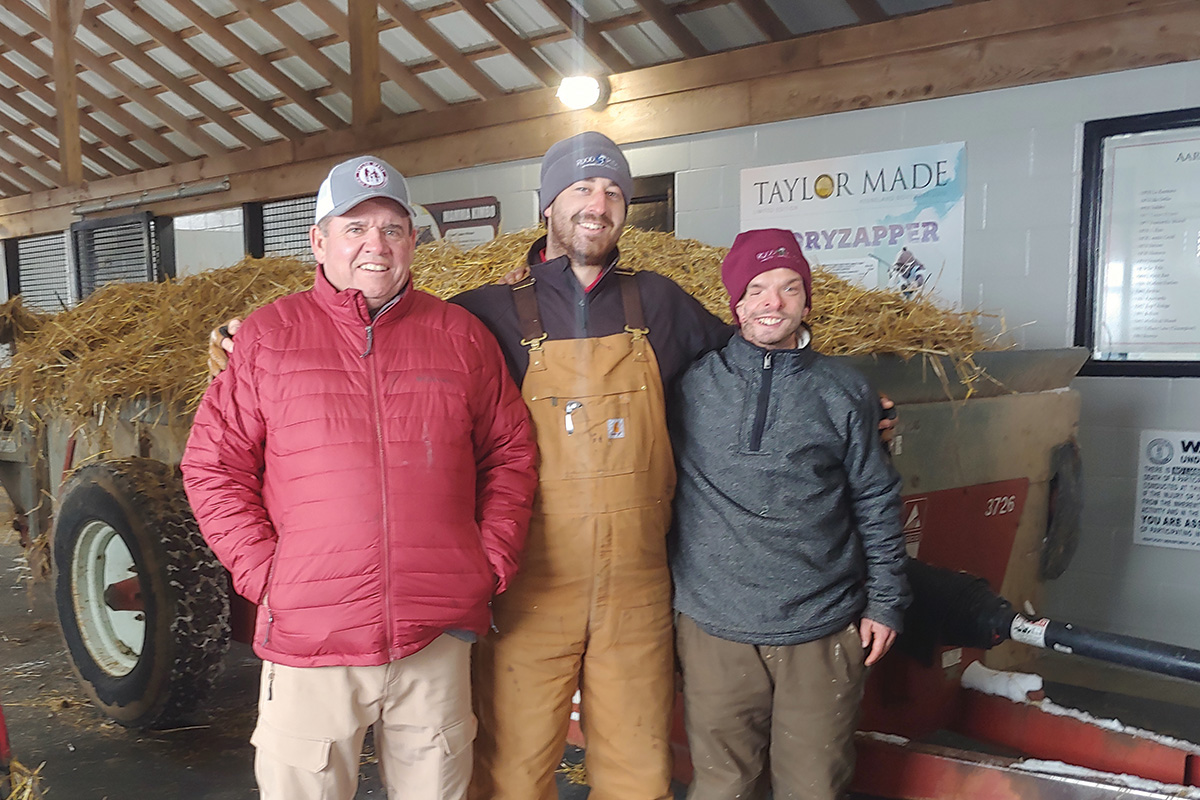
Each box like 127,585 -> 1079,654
0,227 -> 1002,425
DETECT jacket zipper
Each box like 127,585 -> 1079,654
261,559 -> 277,646
367,325 -> 395,658
749,351 -> 773,451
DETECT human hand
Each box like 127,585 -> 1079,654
207,317 -> 242,378
878,394 -> 897,450
860,618 -> 896,666
498,264 -> 530,285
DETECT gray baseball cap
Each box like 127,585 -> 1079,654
314,155 -> 415,224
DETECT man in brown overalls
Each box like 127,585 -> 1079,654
453,132 -> 730,800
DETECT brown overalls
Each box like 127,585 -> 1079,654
470,271 -> 676,800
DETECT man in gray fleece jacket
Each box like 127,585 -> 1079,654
669,228 -> 910,800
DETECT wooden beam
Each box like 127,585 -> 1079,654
0,18 -> 193,165
80,6 -> 265,150
300,0 -> 450,111
3,0 -> 1198,237
228,0 -> 356,99
377,0 -> 503,99
0,134 -> 64,185
8,0 -> 231,160
455,0 -> 558,86
102,0 -> 307,143
844,0 -> 889,24
348,0 -> 383,126
49,0 -> 83,185
0,171 -> 28,198
0,78 -> 145,174
537,0 -> 634,73
0,149 -> 54,193
633,0 -> 707,58
0,106 -> 101,182
732,0 -> 791,41
161,0 -> 348,131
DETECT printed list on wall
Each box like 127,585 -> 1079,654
1136,429 -> 1200,550
1096,128 -> 1200,361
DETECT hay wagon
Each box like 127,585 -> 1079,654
0,402 -> 238,729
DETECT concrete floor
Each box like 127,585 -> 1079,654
0,529 -> 635,799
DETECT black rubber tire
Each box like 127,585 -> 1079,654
52,457 -> 231,729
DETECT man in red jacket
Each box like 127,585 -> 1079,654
181,155 -> 538,800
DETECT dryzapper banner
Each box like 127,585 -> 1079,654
740,143 -> 966,305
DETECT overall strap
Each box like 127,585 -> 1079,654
616,268 -> 649,360
511,277 -> 547,352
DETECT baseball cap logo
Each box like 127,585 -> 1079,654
756,246 -> 789,262
576,153 -> 616,171
355,161 -> 388,188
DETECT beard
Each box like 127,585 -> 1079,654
547,210 -> 621,266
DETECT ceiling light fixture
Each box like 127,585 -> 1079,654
556,75 -> 610,111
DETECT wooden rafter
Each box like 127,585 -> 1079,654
0,24 -> 180,165
0,131 -> 64,185
49,0 -> 83,184
78,6 -> 265,150
845,0 -> 889,24
160,0 -> 348,131
0,105 -> 101,182
732,0 -> 791,41
348,0 -> 383,125
11,0 -> 229,159
377,0 -> 503,100
635,0 -> 707,58
298,0 -> 450,111
0,83 -> 132,177
538,0 -> 634,74
227,0 -> 356,99
454,0 -> 558,86
0,150 -> 54,192
102,0 -> 307,143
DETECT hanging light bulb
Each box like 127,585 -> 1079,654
556,75 -> 610,110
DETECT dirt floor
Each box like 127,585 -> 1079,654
0,523 -> 610,799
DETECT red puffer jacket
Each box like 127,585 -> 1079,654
182,268 -> 538,668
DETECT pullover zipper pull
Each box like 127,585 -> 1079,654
361,325 -> 374,358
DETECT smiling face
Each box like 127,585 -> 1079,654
735,267 -> 811,350
311,196 -> 417,311
543,177 -> 627,268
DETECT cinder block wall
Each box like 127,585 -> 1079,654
409,60 -> 1200,649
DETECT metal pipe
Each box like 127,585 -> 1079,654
1010,614 -> 1200,684
72,178 -> 230,215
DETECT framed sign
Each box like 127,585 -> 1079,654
1076,107 -> 1200,376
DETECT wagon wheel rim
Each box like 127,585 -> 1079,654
70,520 -> 145,677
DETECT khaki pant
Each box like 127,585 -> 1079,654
676,615 -> 866,800
253,634 -> 475,800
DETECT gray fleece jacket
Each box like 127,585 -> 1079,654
669,333 -> 910,646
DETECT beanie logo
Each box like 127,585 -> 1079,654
576,153 -> 618,171
756,247 -> 790,262
355,161 -> 388,188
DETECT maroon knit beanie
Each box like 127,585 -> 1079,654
721,229 -> 812,323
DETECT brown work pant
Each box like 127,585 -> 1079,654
252,635 -> 475,800
676,615 -> 866,800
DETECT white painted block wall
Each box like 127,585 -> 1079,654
372,61 -> 1200,649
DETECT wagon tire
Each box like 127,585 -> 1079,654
53,457 -> 231,729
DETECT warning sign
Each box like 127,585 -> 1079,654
1135,429 -> 1200,550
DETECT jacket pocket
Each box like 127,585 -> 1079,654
251,721 -> 332,773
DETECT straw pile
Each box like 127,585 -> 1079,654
0,227 -> 1001,426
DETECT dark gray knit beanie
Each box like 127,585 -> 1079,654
539,131 -> 633,214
